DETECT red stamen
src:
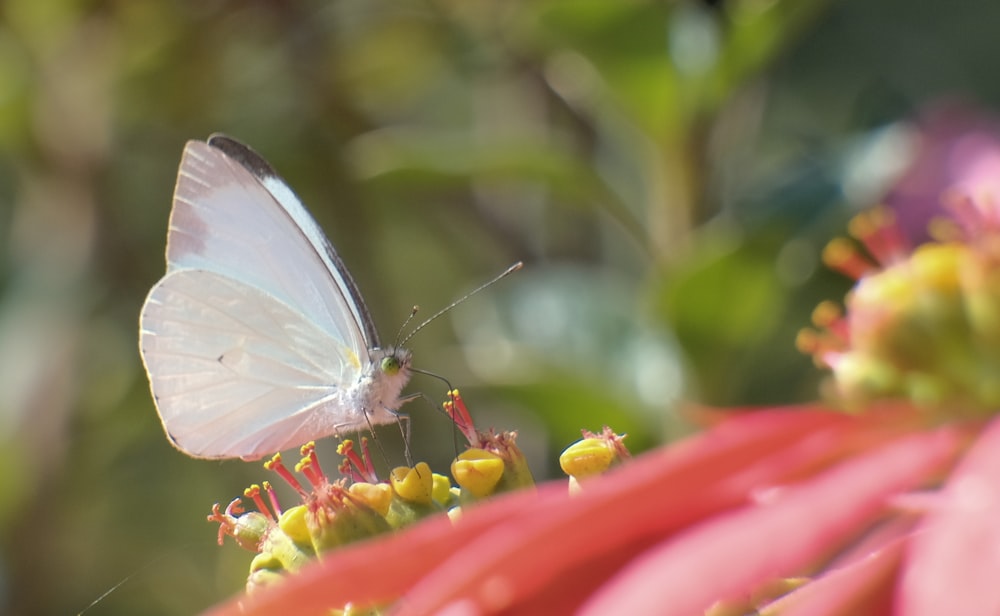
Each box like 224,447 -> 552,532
207,498 -> 244,546
811,301 -> 842,328
262,481 -> 283,517
826,316 -> 851,343
337,457 -> 361,482
338,440 -> 365,477
207,503 -> 228,546
822,238 -> 876,280
849,208 -> 910,265
301,441 -> 328,484
943,188 -> 1000,239
296,456 -> 325,490
795,329 -> 822,356
264,453 -> 309,498
335,439 -> 378,483
445,389 -> 478,444
943,190 -> 981,235
225,497 -> 245,518
796,327 -> 848,368
810,301 -> 850,342
244,484 -> 274,521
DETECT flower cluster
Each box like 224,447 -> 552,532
798,203 -> 1000,416
207,391 -> 629,612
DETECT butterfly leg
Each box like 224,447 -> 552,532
387,391 -> 434,467
393,390 -> 471,461
383,409 -> 410,466
361,409 -> 395,471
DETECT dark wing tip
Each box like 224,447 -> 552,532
206,133 -> 279,181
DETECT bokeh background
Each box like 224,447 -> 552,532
2,0 -> 999,613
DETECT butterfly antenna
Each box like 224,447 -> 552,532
393,306 -> 421,347
400,261 -> 523,346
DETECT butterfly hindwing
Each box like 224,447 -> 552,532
140,269 -> 363,459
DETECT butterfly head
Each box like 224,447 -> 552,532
365,346 -> 413,415
378,346 -> 413,377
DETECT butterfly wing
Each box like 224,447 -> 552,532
141,269 -> 361,458
166,137 -> 379,352
140,137 -> 379,459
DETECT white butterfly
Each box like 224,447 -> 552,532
139,135 -> 413,460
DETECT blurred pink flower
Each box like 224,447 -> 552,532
885,101 -> 1000,244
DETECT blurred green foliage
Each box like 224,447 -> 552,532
1,0 -> 999,613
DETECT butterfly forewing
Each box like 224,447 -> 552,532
205,135 -> 381,348
168,139 -> 370,356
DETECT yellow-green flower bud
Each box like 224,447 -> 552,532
389,463 -> 434,505
431,473 -> 457,508
229,511 -> 270,552
246,563 -> 286,594
349,482 -> 393,517
258,513 -> 315,573
384,464 -> 442,527
306,498 -> 392,554
276,505 -> 312,550
559,427 -> 631,488
384,494 -> 441,529
560,438 -> 616,479
249,552 -> 284,575
495,438 -> 535,493
451,449 -> 505,499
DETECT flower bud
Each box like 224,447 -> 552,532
452,449 -> 506,499
348,482 -> 393,517
306,498 -> 393,554
559,427 -> 631,489
390,463 -> 434,505
431,473 -> 457,509
386,463 -> 441,527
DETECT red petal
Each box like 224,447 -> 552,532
577,428 -> 959,616
899,418 -> 1000,614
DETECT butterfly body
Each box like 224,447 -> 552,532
140,135 -> 412,460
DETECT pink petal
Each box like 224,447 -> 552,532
577,428 -> 960,616
772,520 -> 912,616
899,417 -> 1000,614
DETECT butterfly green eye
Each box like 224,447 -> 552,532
381,355 -> 401,376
